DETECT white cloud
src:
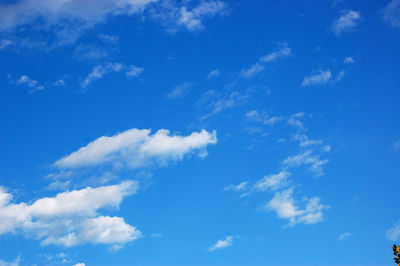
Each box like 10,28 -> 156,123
0,0 -> 158,32
343,56 -> 355,64
98,34 -> 119,44
287,112 -> 306,131
383,0 -> 400,28
393,140 -> 400,150
224,181 -> 248,192
260,44 -> 291,63
16,75 -> 44,91
265,188 -> 328,226
386,220 -> 400,241
54,128 -> 217,169
246,110 -> 283,126
302,70 -> 332,87
73,43 -> 109,61
53,79 -> 66,87
81,62 -> 142,87
282,150 -> 329,177
0,182 -> 141,247
200,91 -> 250,120
338,232 -> 353,240
81,62 -> 123,87
0,39 -> 13,50
254,171 -> 290,192
0,256 -> 20,266
241,63 -> 265,78
292,134 -> 323,147
126,65 -> 144,77
208,236 -> 233,252
207,69 -> 221,79
176,1 -> 227,31
167,82 -> 192,99
336,70 -> 345,81
332,10 -> 361,36
73,263 -> 85,266
241,43 -> 291,78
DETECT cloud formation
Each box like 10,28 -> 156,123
265,189 -> 329,226
54,128 -> 217,169
208,236 -> 233,252
332,10 -> 361,36
302,70 -> 332,87
241,43 -> 291,78
383,0 -> 400,28
81,62 -> 142,88
0,181 -> 141,248
167,82 -> 193,99
386,220 -> 400,241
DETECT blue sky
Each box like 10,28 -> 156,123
0,0 -> 400,265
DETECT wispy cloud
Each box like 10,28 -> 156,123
167,82 -> 193,99
16,75 -> 44,91
302,69 -> 332,87
208,236 -> 233,252
0,256 -> 20,266
383,0 -> 400,28
343,56 -> 355,64
241,43 -> 291,78
386,220 -> 400,241
254,171 -> 290,192
393,140 -> 400,150
54,128 -> 217,170
199,90 -> 250,120
338,232 -> 353,240
282,150 -> 329,177
246,110 -> 283,126
207,69 -> 221,79
224,182 -> 248,192
0,182 -> 141,248
332,10 -> 361,36
151,1 -> 228,33
81,62 -> 142,88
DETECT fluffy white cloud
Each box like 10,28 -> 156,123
332,10 -> 361,36
302,70 -> 332,87
167,82 -> 193,99
383,0 -> 400,28
54,128 -> 217,169
73,263 -> 85,266
254,171 -> 290,192
0,182 -> 141,247
282,150 -> 329,177
386,220 -> 400,241
208,236 -> 233,252
265,189 -> 328,226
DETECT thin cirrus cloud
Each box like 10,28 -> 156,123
207,69 -> 221,79
166,82 -> 193,99
332,10 -> 361,36
245,110 -> 283,126
54,128 -> 217,170
0,181 -> 141,248
383,0 -> 400,28
81,62 -> 143,88
282,150 -> 329,177
386,220 -> 400,241
208,236 -> 233,252
253,171 -> 290,192
241,43 -> 291,78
